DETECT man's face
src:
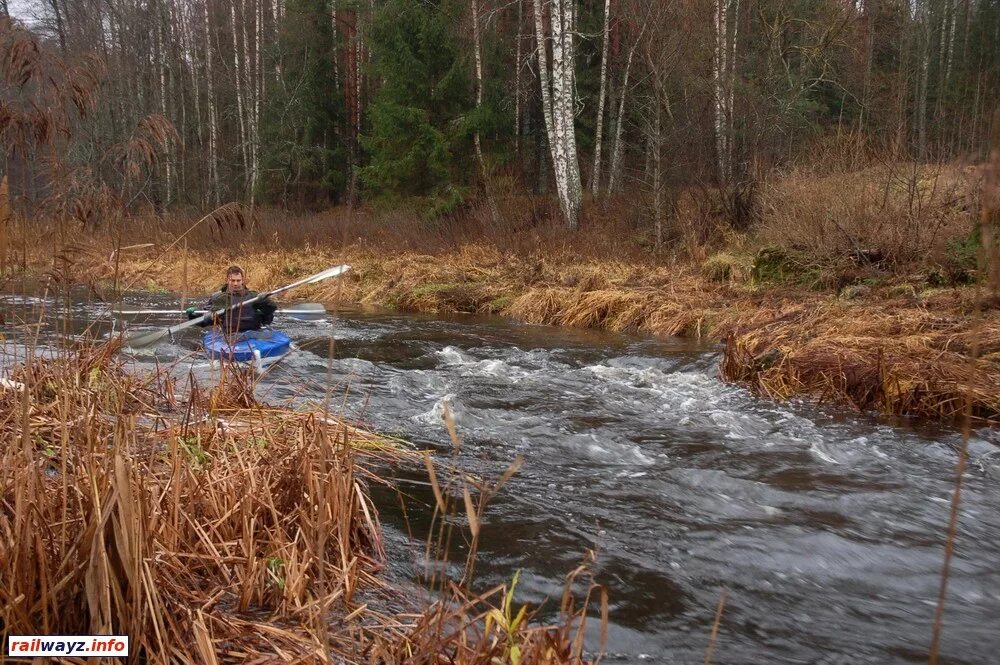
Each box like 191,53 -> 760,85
227,272 -> 244,291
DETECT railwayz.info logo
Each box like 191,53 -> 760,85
7,635 -> 129,658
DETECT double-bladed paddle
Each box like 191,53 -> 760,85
123,264 -> 351,349
113,302 -> 329,321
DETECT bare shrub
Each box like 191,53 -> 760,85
757,160 -> 979,267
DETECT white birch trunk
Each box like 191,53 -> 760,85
472,0 -> 501,223
231,1 -> 250,185
203,0 -> 220,204
608,31 -> 637,194
589,0 -> 611,196
944,0 -> 956,87
550,0 -> 568,201
182,1 -> 204,159
560,0 -> 581,224
713,0 -> 729,185
544,0 -> 581,229
168,0 -> 184,196
252,0 -> 262,206
273,0 -> 282,80
240,0 -> 256,201
472,0 -> 486,171
532,0 -> 557,156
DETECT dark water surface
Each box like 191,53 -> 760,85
3,287 -> 999,664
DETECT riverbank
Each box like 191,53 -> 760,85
83,240 -> 997,427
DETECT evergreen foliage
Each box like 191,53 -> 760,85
360,0 -> 472,214
259,0 -> 345,206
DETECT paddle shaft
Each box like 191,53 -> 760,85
114,306 -> 326,318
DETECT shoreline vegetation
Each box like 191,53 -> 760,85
130,244 -> 1000,425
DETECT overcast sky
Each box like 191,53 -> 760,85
8,0 -> 42,24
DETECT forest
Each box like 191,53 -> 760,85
3,0 -> 998,237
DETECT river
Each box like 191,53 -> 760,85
3,288 -> 999,664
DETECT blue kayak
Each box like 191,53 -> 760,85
202,329 -> 293,366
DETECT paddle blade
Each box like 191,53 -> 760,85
281,303 -> 328,321
306,264 -> 351,284
123,327 -> 170,350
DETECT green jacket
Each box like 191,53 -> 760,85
197,286 -> 277,333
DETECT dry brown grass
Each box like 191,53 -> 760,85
12,210 -> 1000,426
0,344 -> 395,662
757,161 -> 980,267
719,304 -> 1000,424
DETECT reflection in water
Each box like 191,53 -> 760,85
3,288 -> 1000,664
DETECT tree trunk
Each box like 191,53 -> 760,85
515,0 -> 523,158
47,0 -> 67,53
471,0 -> 501,223
589,0 -> 611,196
273,0 -> 282,80
713,0 -> 729,185
862,0 -> 876,129
608,29 -> 638,194
240,0 -> 256,202
157,0 -> 172,206
535,0 -> 581,230
343,9 -> 359,203
728,0 -> 740,178
652,99 -> 662,248
253,0 -> 262,206
231,0 -> 250,190
917,0 -> 930,159
533,0 -> 559,183
332,0 -> 340,94
203,0 -> 221,204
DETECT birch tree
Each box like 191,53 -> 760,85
471,0 -> 500,222
231,0 -> 250,185
533,0 -> 582,230
606,26 -> 639,195
203,0 -> 221,204
589,0 -> 611,195
713,0 -> 739,186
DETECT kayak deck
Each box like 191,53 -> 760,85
202,329 -> 293,368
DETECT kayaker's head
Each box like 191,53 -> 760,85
225,265 -> 246,293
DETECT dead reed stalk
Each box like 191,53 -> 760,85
0,345 -> 391,662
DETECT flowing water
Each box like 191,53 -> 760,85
3,287 -> 1000,664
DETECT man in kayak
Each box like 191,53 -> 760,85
186,265 -> 278,334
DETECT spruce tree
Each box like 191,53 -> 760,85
360,0 -> 472,215
259,0 -> 345,206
